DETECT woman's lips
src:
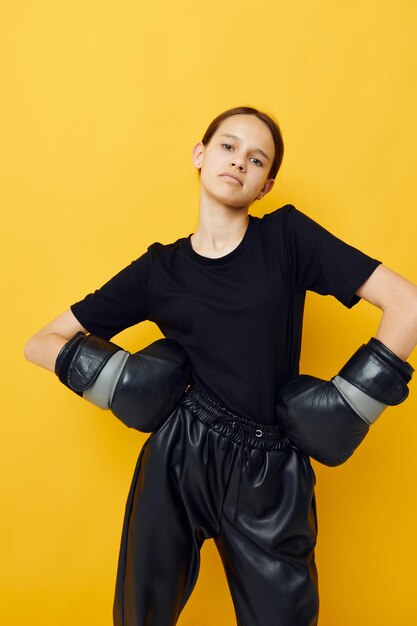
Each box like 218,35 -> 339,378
220,173 -> 242,185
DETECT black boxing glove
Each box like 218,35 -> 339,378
275,338 -> 414,466
55,332 -> 191,432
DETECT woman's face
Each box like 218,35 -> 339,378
192,114 -> 276,208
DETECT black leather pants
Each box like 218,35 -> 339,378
113,383 -> 319,626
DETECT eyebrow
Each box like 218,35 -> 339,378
219,133 -> 271,161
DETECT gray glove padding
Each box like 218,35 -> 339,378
275,338 -> 414,466
55,332 -> 191,432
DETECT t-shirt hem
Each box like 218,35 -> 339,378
341,259 -> 382,308
70,303 -> 113,339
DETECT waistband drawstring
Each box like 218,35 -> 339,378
181,384 -> 290,526
211,414 -> 253,524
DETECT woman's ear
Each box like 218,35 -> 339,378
192,141 -> 205,169
256,178 -> 275,200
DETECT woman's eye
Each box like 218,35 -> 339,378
221,144 -> 262,166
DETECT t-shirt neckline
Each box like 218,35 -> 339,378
183,215 -> 254,266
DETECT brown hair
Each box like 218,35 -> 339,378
199,105 -> 284,180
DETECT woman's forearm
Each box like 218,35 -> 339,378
24,333 -> 68,373
355,264 -> 417,363
24,309 -> 88,373
374,305 -> 417,363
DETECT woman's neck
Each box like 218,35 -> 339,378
190,210 -> 250,258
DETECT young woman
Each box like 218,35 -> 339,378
25,106 -> 417,626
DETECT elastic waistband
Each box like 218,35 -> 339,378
181,383 -> 290,451
181,383 -> 291,525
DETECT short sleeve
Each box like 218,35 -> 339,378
70,250 -> 150,340
284,205 -> 382,308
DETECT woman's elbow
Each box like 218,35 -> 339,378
24,309 -> 88,369
23,336 -> 33,362
384,287 -> 417,320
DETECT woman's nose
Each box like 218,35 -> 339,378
230,155 -> 245,170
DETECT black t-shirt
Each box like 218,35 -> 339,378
70,204 -> 382,425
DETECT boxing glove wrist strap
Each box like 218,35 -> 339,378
54,331 -> 86,394
55,332 -> 125,397
332,337 -> 414,425
337,337 -> 414,405
367,337 -> 414,382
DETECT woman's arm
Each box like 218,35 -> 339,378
355,264 -> 417,361
24,309 -> 88,373
274,264 -> 417,466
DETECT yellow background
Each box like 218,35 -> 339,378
2,1 -> 417,624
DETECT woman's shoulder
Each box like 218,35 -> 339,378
258,204 -> 301,235
260,204 -> 311,223
145,234 -> 188,258
260,204 -> 327,234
